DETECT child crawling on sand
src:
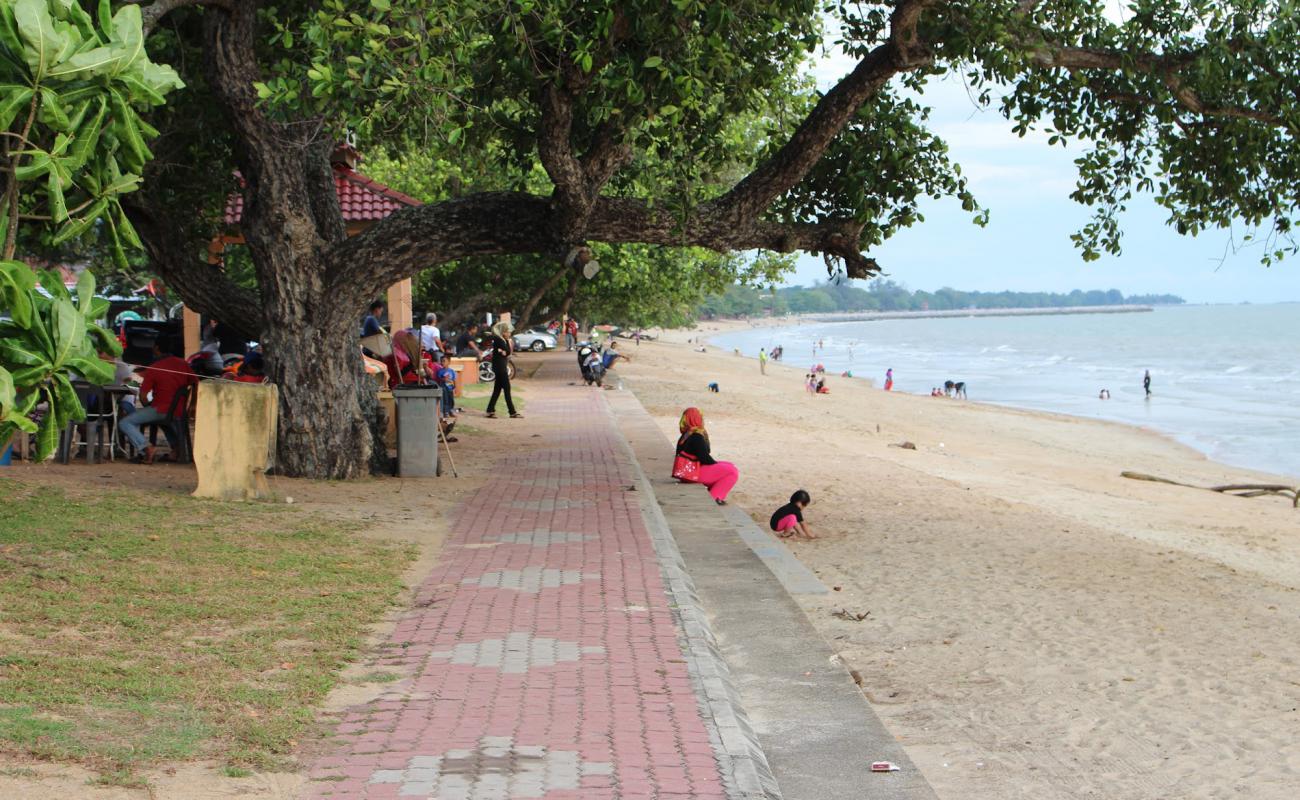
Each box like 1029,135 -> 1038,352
770,490 -> 814,539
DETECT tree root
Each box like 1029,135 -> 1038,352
1121,471 -> 1299,508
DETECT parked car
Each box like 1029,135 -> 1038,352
512,328 -> 558,352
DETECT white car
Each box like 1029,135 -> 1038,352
512,328 -> 558,352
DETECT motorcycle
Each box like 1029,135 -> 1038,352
478,355 -> 517,383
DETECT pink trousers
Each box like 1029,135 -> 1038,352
697,461 -> 739,502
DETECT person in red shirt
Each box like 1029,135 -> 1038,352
120,339 -> 197,463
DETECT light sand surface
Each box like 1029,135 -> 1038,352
618,329 -> 1300,800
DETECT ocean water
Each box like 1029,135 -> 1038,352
708,304 -> 1300,480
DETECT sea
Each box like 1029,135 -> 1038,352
707,303 -> 1300,481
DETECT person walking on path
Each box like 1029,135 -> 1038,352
674,407 -> 739,505
483,323 -> 521,418
1144,369 -> 1152,398
564,317 -> 579,350
759,348 -> 768,375
884,367 -> 894,391
120,339 -> 197,464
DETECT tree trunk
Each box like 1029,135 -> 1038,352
556,267 -> 582,321
203,4 -> 369,479
518,263 -> 569,330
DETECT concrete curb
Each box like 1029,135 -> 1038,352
605,387 -> 940,800
603,395 -> 782,800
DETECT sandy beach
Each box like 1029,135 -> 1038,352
616,324 -> 1300,800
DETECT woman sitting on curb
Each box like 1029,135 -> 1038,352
673,407 -> 740,505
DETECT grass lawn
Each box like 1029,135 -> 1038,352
0,482 -> 413,785
455,380 -> 526,414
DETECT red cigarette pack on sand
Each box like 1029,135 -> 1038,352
871,761 -> 900,772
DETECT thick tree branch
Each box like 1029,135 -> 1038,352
579,120 -> 632,190
337,190 -> 881,292
711,0 -> 937,223
1027,44 -> 1288,129
537,84 -> 590,236
133,0 -> 233,36
123,198 -> 262,340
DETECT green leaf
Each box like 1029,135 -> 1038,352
51,372 -> 85,423
51,197 -> 106,245
0,366 -> 13,415
66,355 -> 112,385
13,0 -> 71,77
74,269 -> 95,315
38,87 -> 71,129
37,269 -> 70,302
86,322 -> 120,356
115,203 -> 142,249
48,296 -> 85,368
0,86 -> 34,131
96,0 -> 112,38
33,390 -> 60,461
47,168 -> 68,222
643,56 -> 663,69
0,260 -> 36,329
0,336 -> 46,367
84,296 -> 110,323
13,151 -> 51,181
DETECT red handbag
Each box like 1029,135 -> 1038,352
672,452 -> 700,482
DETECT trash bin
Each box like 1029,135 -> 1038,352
393,385 -> 441,477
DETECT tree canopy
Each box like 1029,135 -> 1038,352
9,0 -> 1296,478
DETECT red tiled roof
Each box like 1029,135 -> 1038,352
223,164 -> 421,226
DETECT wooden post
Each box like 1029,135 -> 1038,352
183,239 -> 228,356
183,305 -> 201,356
387,278 -> 413,332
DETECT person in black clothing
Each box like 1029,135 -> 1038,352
675,407 -> 739,504
1143,369 -> 1152,398
770,489 -> 814,539
454,323 -> 483,357
483,329 -> 521,418
361,300 -> 385,337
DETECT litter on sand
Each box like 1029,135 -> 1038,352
871,761 -> 901,772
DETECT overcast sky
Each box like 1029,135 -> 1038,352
784,27 -> 1300,304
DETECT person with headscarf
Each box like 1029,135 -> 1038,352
675,407 -> 739,505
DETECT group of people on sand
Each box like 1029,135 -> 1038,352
672,407 -> 816,539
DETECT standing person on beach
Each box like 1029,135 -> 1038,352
884,368 -> 894,391
1144,370 -> 1152,398
759,348 -> 768,375
674,408 -> 739,505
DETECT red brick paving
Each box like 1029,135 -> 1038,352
303,382 -> 727,799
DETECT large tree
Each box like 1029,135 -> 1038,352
118,0 -> 1299,478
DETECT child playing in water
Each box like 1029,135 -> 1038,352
770,490 -> 814,539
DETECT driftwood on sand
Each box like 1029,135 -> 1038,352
1122,471 -> 1299,508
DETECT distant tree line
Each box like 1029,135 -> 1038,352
699,279 -> 1185,317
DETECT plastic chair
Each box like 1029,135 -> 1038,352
57,382 -> 115,464
148,385 -> 194,463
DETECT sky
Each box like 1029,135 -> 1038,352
782,19 -> 1300,304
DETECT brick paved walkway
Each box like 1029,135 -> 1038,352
303,378 -> 729,799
